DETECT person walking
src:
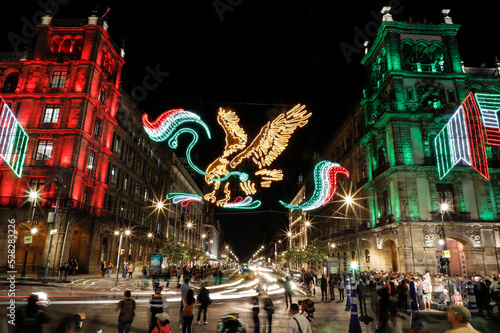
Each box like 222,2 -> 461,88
338,277 -> 345,301
196,283 -> 211,325
149,287 -> 165,332
283,276 -> 292,308
151,313 -> 172,333
182,289 -> 195,333
320,274 -> 328,301
263,297 -> 274,333
15,294 -> 51,333
101,261 -> 106,278
251,296 -> 260,333
115,290 -> 136,333
286,303 -> 312,333
329,274 -> 336,301
165,269 -> 171,289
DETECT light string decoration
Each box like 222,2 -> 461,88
280,161 -> 350,211
166,193 -> 203,207
435,92 -> 499,180
0,97 -> 29,177
143,104 -> 311,209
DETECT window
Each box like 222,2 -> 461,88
447,89 -> 457,103
99,87 -> 106,104
3,72 -> 19,93
110,165 -> 116,183
42,105 -> 60,123
50,71 -> 66,88
93,118 -> 102,137
114,137 -> 121,154
35,140 -> 53,160
123,174 -> 128,191
87,150 -> 95,169
135,182 -> 140,195
405,87 -> 415,101
29,177 -> 45,192
144,188 -> 148,202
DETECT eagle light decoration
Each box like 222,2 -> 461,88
143,104 -> 348,210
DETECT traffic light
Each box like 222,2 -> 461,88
439,257 -> 449,267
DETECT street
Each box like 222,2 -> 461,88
0,269 -> 499,332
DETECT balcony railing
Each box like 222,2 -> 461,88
372,163 -> 389,178
430,211 -> 471,222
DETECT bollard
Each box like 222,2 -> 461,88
466,281 -> 478,316
346,275 -> 351,310
349,281 -> 362,332
409,281 -> 423,328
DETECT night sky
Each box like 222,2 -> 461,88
2,0 -> 500,260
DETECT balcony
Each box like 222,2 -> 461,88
430,211 -> 471,222
372,163 -> 389,178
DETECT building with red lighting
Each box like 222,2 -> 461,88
0,13 -> 214,276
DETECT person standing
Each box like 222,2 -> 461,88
283,276 -> 292,308
445,305 -> 480,333
107,262 -> 113,277
15,294 -> 51,333
196,283 -> 210,325
329,274 -> 336,301
115,290 -> 135,333
338,277 -> 345,301
122,262 -> 129,278
128,263 -> 133,279
165,269 -> 171,289
182,289 -> 195,333
149,287 -> 165,332
263,297 -> 274,333
180,278 -> 191,327
357,278 -> 366,316
320,274 -> 328,301
151,313 -> 172,333
286,303 -> 312,333
101,261 -> 107,278
422,276 -> 432,310
251,296 -> 260,333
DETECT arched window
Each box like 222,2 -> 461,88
3,72 -> 19,93
365,249 -> 370,263
50,36 -> 61,53
61,37 -> 72,53
72,37 -> 83,54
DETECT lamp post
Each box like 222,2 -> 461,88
440,203 -> 453,305
21,191 -> 39,278
114,228 -> 131,287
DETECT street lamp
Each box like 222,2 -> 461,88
114,228 -> 131,287
21,191 -> 40,278
440,202 -> 453,305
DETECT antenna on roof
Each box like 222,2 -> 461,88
102,7 -> 111,19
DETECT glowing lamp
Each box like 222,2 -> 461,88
114,230 -> 120,235
125,230 -> 131,235
31,227 -> 38,235
350,261 -> 358,269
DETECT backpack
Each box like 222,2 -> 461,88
18,308 -> 42,333
422,281 -> 430,294
120,299 -> 136,323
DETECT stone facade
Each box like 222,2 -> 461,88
290,8 -> 500,277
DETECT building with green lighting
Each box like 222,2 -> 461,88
289,8 -> 500,277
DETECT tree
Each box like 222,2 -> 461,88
159,235 -> 184,264
304,238 -> 328,270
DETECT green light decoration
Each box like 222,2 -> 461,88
166,193 -> 202,207
0,99 -> 29,177
280,161 -> 349,211
168,128 -> 207,176
210,171 -> 249,183
435,92 -> 491,180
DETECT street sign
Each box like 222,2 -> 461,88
442,250 -> 451,258
24,236 -> 33,244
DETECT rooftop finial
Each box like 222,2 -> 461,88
381,6 -> 393,22
442,9 -> 453,24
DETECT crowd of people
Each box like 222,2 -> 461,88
57,258 -> 79,279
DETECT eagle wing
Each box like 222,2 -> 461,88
229,104 -> 311,169
217,107 -> 248,157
